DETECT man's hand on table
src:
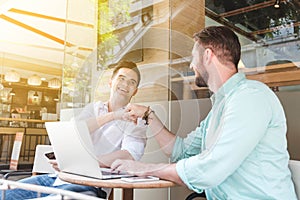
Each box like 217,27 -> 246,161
111,159 -> 185,185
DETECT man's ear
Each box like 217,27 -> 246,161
204,48 -> 213,65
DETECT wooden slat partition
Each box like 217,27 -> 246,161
245,63 -> 300,87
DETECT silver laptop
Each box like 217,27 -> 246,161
45,120 -> 133,180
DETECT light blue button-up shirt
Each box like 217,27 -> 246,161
171,73 -> 297,200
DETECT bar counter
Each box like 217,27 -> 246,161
0,117 -> 57,123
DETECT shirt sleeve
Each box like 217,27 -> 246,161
171,118 -> 208,162
176,88 -> 272,192
74,102 -> 97,121
121,118 -> 147,161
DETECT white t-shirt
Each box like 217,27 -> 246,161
76,101 -> 147,160
53,101 -> 147,192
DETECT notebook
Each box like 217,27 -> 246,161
45,120 -> 133,180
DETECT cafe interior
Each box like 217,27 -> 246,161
0,0 -> 300,199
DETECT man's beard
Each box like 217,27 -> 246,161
195,75 -> 208,87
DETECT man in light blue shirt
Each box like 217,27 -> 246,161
112,26 -> 297,199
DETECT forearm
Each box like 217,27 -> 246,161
86,112 -> 114,133
125,104 -> 176,156
148,112 -> 176,156
112,160 -> 185,185
148,163 -> 184,185
98,150 -> 134,168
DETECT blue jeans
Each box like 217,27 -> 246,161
0,175 -> 103,200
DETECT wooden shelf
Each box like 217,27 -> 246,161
172,62 -> 300,90
0,117 -> 57,123
171,75 -> 194,82
244,64 -> 300,87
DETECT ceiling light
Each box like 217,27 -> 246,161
9,89 -> 15,96
53,95 -> 59,102
33,91 -> 39,99
28,74 -> 42,86
5,70 -> 20,82
48,78 -> 61,88
274,0 -> 280,8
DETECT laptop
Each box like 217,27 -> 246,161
45,120 -> 134,180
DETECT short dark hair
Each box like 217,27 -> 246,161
112,60 -> 141,86
193,26 -> 241,69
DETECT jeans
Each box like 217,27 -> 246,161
0,175 -> 105,200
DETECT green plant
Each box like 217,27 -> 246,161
97,0 -> 132,69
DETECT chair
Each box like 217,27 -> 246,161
185,191 -> 206,200
289,160 -> 300,199
2,145 -> 54,179
0,132 -> 27,177
31,145 -> 55,175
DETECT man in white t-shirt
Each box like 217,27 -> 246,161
1,60 -> 147,200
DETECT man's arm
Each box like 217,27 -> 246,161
153,163 -> 184,185
98,150 -> 134,168
111,160 -> 184,185
74,103 -> 123,133
125,104 -> 176,156
86,109 -> 125,133
86,112 -> 114,133
147,111 -> 176,156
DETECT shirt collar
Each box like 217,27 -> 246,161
211,72 -> 246,102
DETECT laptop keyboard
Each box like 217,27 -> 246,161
101,170 -> 118,175
100,168 -> 128,175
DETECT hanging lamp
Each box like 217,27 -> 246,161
48,78 -> 61,88
9,89 -> 16,96
274,0 -> 280,8
33,91 -> 39,99
5,70 -> 20,82
28,74 -> 42,86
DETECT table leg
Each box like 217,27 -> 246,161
108,188 -> 114,200
122,188 -> 133,200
